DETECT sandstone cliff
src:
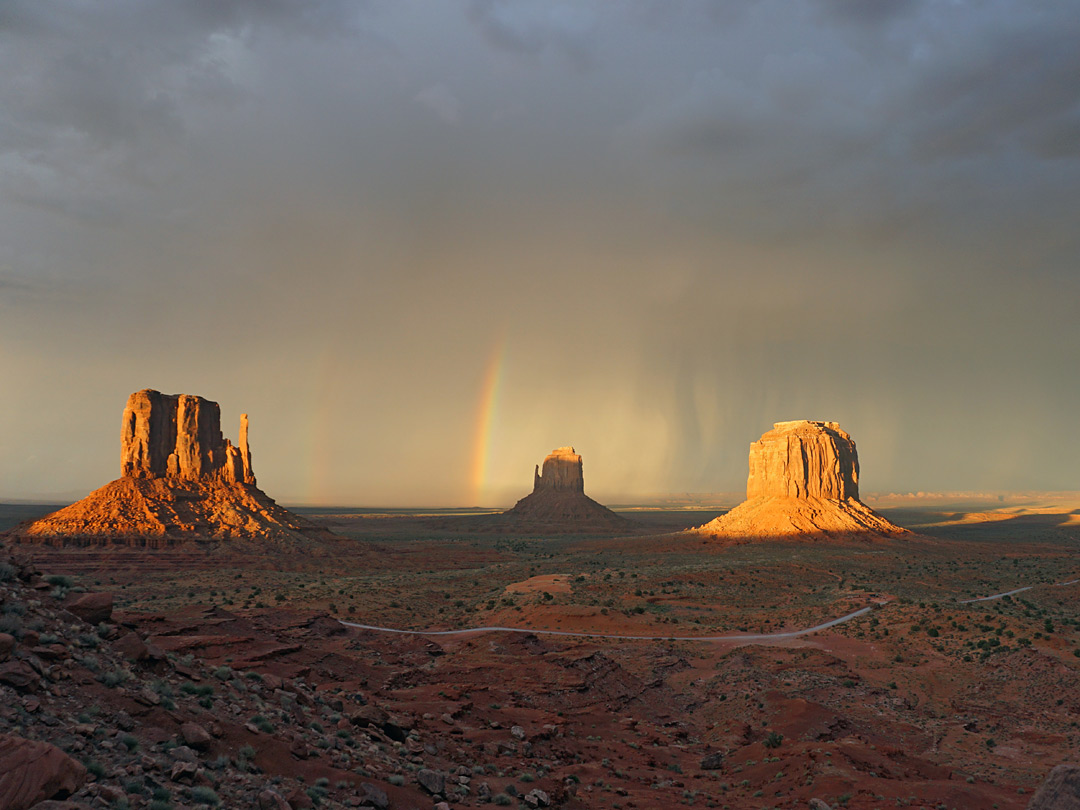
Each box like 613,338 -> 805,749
694,421 -> 907,541
121,389 -> 255,485
7,390 -> 333,547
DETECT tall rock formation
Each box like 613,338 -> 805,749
120,390 -> 255,484
533,446 -> 585,494
694,420 -> 907,541
7,390 -> 333,547
500,446 -> 630,532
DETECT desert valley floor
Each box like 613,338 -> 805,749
1,493 -> 1078,810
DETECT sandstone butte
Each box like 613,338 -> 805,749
693,420 -> 908,542
501,446 -> 630,531
6,389 -> 334,547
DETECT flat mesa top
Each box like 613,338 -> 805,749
772,420 -> 841,431
548,446 -> 579,457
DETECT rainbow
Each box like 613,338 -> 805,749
470,336 -> 507,505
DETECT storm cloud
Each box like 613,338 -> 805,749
1,0 -> 1078,505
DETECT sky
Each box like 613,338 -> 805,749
1,0 -> 1078,506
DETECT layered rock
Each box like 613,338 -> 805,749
121,390 -> 255,484
694,421 -> 907,541
7,390 -> 334,547
502,446 -> 630,532
533,447 -> 585,494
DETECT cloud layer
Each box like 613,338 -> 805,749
1,0 -> 1078,504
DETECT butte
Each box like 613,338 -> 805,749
6,389 -> 334,547
693,420 -> 908,542
453,446 -> 632,534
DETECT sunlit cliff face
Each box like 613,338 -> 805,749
1,1 -> 1079,505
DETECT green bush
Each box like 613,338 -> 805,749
189,786 -> 221,806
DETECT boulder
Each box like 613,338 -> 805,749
417,768 -> 445,796
0,733 -> 87,810
63,592 -> 113,625
0,632 -> 15,660
1028,763 -> 1080,809
0,661 -> 40,691
180,722 -> 212,750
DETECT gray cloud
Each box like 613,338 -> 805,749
0,0 -> 1078,503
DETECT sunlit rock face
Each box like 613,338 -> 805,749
747,421 -> 859,501
121,389 -> 255,485
532,446 -> 585,494
694,420 -> 907,542
7,390 -> 332,547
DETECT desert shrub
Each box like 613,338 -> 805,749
119,734 -> 139,752
188,786 -> 220,806
47,574 -> 74,588
99,669 -> 131,688
0,563 -> 16,581
388,775 -> 405,786
493,795 -> 513,806
84,759 -> 106,779
212,665 -> 232,681
2,601 -> 26,616
250,715 -> 274,734
763,731 -> 784,750
0,614 -> 23,635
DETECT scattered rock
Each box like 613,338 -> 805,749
0,633 -> 15,659
360,782 -> 389,809
258,789 -> 292,810
180,722 -> 212,750
0,733 -> 87,810
63,593 -> 113,625
700,751 -> 724,770
525,788 -> 551,807
0,661 -> 40,691
417,768 -> 445,796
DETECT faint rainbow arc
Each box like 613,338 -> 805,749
470,338 -> 507,505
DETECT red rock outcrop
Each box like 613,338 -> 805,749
0,733 -> 87,810
694,421 -> 907,541
533,447 -> 585,494
502,446 -> 630,532
121,389 -> 255,484
6,390 -> 334,547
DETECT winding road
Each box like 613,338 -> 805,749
341,576 -> 1079,643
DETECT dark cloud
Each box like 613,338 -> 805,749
468,0 -> 597,67
0,1 -> 1078,502
815,0 -> 920,25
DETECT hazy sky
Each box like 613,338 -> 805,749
1,1 -> 1078,506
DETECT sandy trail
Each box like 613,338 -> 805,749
342,575 -> 1079,643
